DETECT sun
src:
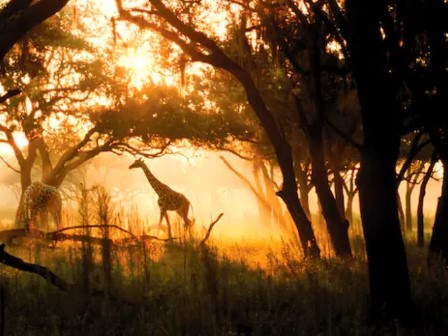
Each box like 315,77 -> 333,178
117,47 -> 159,89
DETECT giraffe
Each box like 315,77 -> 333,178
21,181 -> 62,231
129,158 -> 193,238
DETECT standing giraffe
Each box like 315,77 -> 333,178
129,158 -> 193,238
21,181 -> 62,231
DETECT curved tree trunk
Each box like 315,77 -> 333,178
333,169 -> 346,218
309,130 -> 352,257
296,162 -> 312,220
404,162 -> 424,233
298,185 -> 311,221
344,167 -> 358,225
417,152 -> 437,248
345,192 -> 356,225
232,70 -> 321,258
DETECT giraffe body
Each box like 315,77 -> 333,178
129,159 -> 193,238
22,181 -> 62,230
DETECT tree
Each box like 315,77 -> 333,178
115,0 -> 321,257
0,8 -> 254,227
341,0 -> 448,320
252,0 -> 354,257
417,151 -> 437,247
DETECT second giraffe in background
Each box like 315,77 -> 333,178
21,181 -> 62,230
129,158 -> 193,239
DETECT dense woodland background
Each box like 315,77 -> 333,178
0,0 -> 448,335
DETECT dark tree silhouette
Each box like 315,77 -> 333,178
0,0 -> 70,60
344,1 -> 412,321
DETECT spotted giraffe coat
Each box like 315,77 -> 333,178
22,181 -> 62,230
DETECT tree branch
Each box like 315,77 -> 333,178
0,153 -> 20,173
0,124 -> 25,165
199,213 -> 224,246
0,89 -> 21,104
0,243 -> 71,291
0,0 -> 70,60
396,131 -> 429,183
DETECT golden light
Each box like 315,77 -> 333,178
117,46 -> 162,89
13,133 -> 28,149
0,132 -> 29,155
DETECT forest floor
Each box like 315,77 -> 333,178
0,224 -> 447,336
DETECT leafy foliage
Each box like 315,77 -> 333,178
95,84 -> 255,147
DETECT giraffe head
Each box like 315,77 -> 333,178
129,158 -> 145,169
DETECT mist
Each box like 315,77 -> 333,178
0,149 -> 443,241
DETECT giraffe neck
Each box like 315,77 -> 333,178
140,165 -> 170,196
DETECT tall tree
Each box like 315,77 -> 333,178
344,1 -> 412,320
115,0 -> 321,257
255,0 -> 354,257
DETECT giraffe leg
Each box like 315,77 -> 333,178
52,200 -> 62,230
164,212 -> 173,239
177,202 -> 192,239
40,211 -> 49,232
159,209 -> 172,239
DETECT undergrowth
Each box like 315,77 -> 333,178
0,188 -> 446,336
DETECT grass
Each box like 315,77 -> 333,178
0,193 -> 447,335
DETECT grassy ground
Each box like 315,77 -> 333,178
0,194 -> 446,336
1,235 -> 448,336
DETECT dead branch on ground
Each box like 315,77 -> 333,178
199,213 -> 224,246
53,224 -> 136,238
0,226 -> 180,247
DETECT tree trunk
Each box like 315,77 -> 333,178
397,193 -> 406,231
417,152 -> 437,248
277,187 -> 320,258
347,0 -> 412,320
231,70 -> 321,258
428,161 -> 448,264
290,18 -> 351,257
404,162 -> 424,233
259,161 -> 285,228
344,167 -> 358,225
296,164 -> 312,220
309,130 -> 352,257
252,163 -> 272,229
405,180 -> 413,232
333,169 -> 346,218
345,192 -> 355,225
298,185 -> 311,221
357,151 -> 412,320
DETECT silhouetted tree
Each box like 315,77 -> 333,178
115,0 -> 321,257
344,1 -> 412,321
